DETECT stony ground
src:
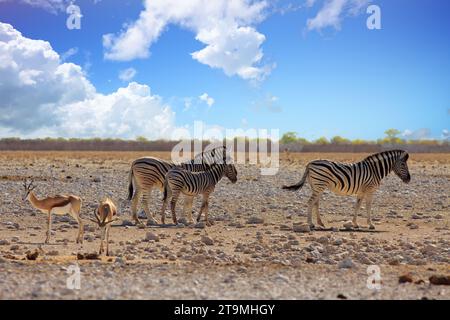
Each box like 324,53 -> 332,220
0,151 -> 449,300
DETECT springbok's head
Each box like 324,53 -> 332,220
393,151 -> 411,183
22,179 -> 36,201
89,200 -> 118,228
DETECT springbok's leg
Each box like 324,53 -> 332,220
76,211 -> 84,244
106,225 -> 111,256
183,196 -> 194,224
131,189 -> 144,227
352,195 -> 364,228
45,210 -> 52,244
143,188 -> 158,225
68,208 -> 83,244
365,194 -> 375,229
99,226 -> 105,255
314,195 -> 326,228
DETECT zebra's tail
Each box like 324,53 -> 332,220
282,165 -> 309,191
127,168 -> 134,201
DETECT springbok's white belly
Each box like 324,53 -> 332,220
49,203 -> 72,215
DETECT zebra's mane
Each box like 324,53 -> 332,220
186,146 -> 227,165
362,150 -> 406,163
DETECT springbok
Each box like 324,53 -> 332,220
22,179 -> 84,244
88,198 -> 117,256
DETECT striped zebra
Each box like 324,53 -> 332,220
128,146 -> 227,226
160,159 -> 238,225
282,150 -> 411,229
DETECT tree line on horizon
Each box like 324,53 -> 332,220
0,129 -> 447,146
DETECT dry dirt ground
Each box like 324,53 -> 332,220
0,151 -> 449,300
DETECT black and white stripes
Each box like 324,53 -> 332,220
283,150 -> 411,229
160,160 -> 237,225
127,146 -> 227,226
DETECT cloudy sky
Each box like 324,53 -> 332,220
0,0 -> 448,140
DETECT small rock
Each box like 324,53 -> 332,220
246,216 -> 264,224
337,293 -> 347,300
122,220 -> 134,227
26,251 -> 39,260
293,223 -> 310,233
338,257 -> 354,269
168,254 -> 177,261
0,239 -> 10,245
399,274 -> 413,284
92,177 -> 101,183
192,254 -> 207,263
343,221 -> 353,230
47,250 -> 59,256
145,232 -> 160,242
194,222 -> 205,229
429,275 -> 450,285
201,235 -> 214,246
408,223 -> 419,230
84,225 -> 96,232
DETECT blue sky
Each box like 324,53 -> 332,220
0,0 -> 448,140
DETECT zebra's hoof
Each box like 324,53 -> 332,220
369,224 -> 375,230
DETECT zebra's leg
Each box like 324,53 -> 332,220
203,196 -> 211,226
142,188 -> 159,225
365,194 -> 375,230
352,196 -> 364,228
169,191 -> 180,225
131,189 -> 144,226
183,196 -> 194,224
197,194 -> 210,225
314,195 -> 326,228
306,192 -> 319,229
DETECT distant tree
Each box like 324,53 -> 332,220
296,137 -> 310,145
382,128 -> 405,144
384,128 -> 401,140
351,139 -> 369,145
330,136 -> 351,145
136,136 -> 149,142
315,137 -> 329,145
280,132 -> 298,144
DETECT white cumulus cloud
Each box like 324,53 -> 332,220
0,0 -> 70,14
102,0 -> 272,82
0,22 -> 176,139
118,67 -> 137,82
306,0 -> 370,32
199,93 -> 215,107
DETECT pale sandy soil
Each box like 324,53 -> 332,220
0,151 -> 449,300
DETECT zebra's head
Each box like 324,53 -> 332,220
393,151 -> 411,183
223,156 -> 237,183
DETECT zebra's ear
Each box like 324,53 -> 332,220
404,153 -> 409,161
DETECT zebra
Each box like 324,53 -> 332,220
160,159 -> 238,226
127,146 -> 226,226
282,150 -> 411,230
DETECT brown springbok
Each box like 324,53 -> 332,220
22,180 -> 84,244
88,198 -> 117,256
